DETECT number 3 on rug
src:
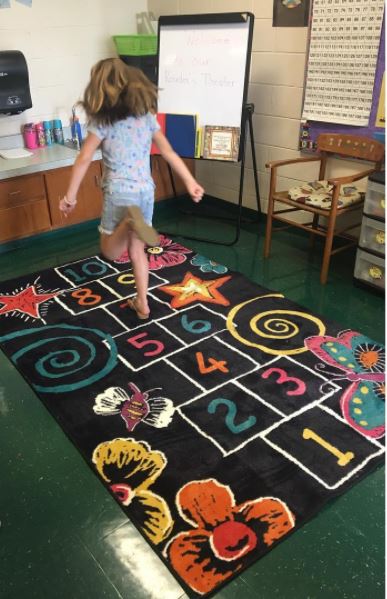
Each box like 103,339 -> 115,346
261,367 -> 306,396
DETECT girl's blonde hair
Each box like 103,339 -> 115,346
81,58 -> 158,125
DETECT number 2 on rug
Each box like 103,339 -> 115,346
208,398 -> 257,433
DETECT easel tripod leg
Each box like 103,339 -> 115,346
248,107 -> 261,215
159,105 -> 260,246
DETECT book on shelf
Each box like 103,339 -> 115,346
195,123 -> 204,159
165,113 -> 196,158
203,126 -> 240,161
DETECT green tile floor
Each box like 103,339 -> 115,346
0,199 -> 384,599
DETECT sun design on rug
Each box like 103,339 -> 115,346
164,479 -> 295,595
160,271 -> 231,308
0,278 -> 59,321
92,438 -> 174,545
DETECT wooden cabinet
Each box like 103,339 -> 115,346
0,172 -> 46,209
152,156 -> 194,201
46,160 -> 103,228
0,161 -> 103,243
0,173 -> 51,243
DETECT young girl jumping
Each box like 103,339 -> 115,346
60,58 -> 204,319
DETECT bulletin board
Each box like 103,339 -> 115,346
157,13 -> 254,132
300,2 -> 385,151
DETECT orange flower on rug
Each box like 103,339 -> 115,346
164,479 -> 295,595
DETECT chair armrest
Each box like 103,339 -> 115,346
266,155 -> 322,169
328,168 -> 377,186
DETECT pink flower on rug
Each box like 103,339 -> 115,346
146,235 -> 192,270
114,249 -> 130,264
164,479 -> 295,595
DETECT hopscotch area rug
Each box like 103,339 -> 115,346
0,235 -> 385,597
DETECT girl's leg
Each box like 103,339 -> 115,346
100,218 -> 132,261
128,232 -> 150,315
100,207 -> 158,262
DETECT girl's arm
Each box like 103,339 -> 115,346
59,132 -> 101,215
152,130 -> 204,202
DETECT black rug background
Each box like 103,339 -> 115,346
0,242 -> 384,598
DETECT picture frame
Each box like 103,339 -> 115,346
203,126 -> 240,161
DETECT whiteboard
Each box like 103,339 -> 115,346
157,14 -> 253,130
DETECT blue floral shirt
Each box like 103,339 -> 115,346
88,113 -> 160,195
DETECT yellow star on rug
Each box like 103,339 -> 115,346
160,271 -> 231,308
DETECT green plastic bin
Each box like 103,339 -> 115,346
113,35 -> 157,56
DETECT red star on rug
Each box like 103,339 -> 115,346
0,285 -> 58,319
160,271 -> 231,308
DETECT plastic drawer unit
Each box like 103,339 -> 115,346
354,170 -> 385,293
359,216 -> 385,256
363,172 -> 385,219
354,249 -> 385,290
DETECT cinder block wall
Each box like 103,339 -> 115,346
0,0 -> 147,136
149,0 -> 368,217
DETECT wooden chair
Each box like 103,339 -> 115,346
263,134 -> 385,284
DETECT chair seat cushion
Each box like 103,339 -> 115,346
288,180 -> 364,209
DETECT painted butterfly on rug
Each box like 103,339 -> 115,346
306,331 -> 385,439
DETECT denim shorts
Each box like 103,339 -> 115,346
98,189 -> 155,235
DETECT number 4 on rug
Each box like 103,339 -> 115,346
196,351 -> 229,374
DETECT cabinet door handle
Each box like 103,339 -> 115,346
94,175 -> 101,187
8,190 -> 21,196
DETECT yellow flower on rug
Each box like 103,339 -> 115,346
92,437 -> 174,544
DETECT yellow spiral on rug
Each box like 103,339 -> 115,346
226,294 -> 326,355
251,311 -> 301,339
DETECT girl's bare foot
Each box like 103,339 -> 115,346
126,296 -> 150,320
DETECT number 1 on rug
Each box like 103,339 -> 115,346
303,428 -> 355,466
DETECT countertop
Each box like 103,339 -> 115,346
0,144 -> 101,181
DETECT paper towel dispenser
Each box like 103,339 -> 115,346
0,50 -> 32,115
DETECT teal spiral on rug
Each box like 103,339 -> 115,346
0,323 -> 118,393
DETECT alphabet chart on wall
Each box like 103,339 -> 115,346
302,0 -> 385,125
